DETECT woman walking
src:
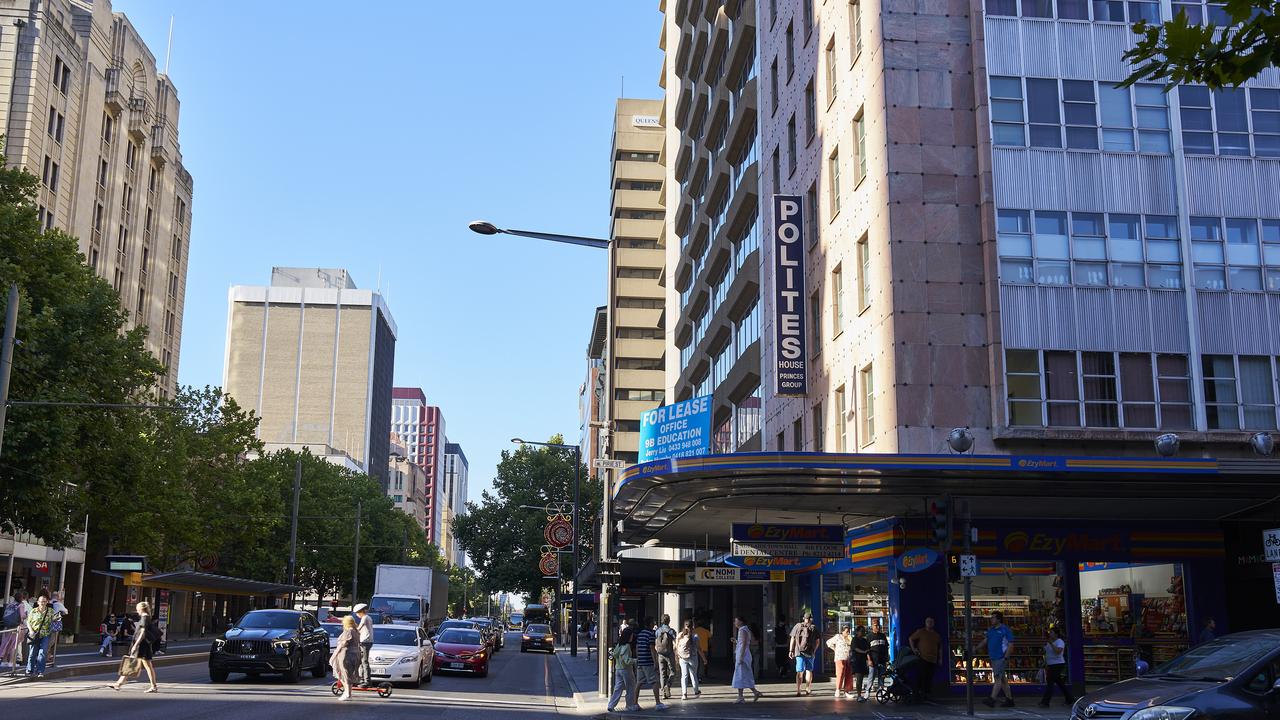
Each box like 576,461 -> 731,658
674,620 -> 704,700
110,601 -> 158,693
330,615 -> 361,701
826,625 -> 855,699
1039,626 -> 1074,707
731,616 -> 763,703
851,625 -> 871,701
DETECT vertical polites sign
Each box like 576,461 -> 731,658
772,194 -> 808,396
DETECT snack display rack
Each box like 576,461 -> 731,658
949,595 -> 1048,686
1082,644 -> 1137,684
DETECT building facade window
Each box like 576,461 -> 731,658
787,115 -> 798,175
853,110 -> 867,183
809,287 -> 823,356
835,385 -> 848,452
805,80 -> 817,142
860,364 -> 875,444
993,77 -> 1170,152
825,38 -> 838,104
1180,86 -> 1280,157
828,149 -> 841,214
857,234 -> 871,310
998,209 -> 1185,289
849,0 -> 863,59
812,402 -> 825,451
786,22 -> 795,79
831,265 -> 844,336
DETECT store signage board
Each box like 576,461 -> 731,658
897,548 -> 939,573
638,395 -> 713,463
731,523 -> 844,543
661,569 -> 694,585
732,541 -> 846,558
1264,528 -> 1280,562
726,555 -> 824,571
959,554 -> 979,577
772,194 -> 808,396
693,567 -> 784,584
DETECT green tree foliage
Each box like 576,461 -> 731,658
452,436 -> 600,601
1124,0 -> 1280,87
0,160 -> 161,545
447,564 -> 488,617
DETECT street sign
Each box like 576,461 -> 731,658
1264,528 -> 1280,562
959,554 -> 979,578
593,458 -> 628,470
1273,563 -> 1280,603
731,541 -> 845,558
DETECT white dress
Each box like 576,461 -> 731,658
731,625 -> 756,689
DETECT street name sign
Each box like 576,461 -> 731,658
593,458 -> 628,470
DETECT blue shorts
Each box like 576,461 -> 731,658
795,654 -> 815,673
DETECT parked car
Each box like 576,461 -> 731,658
1071,629 -> 1280,720
521,623 -> 555,653
432,628 -> 489,677
433,619 -> 477,638
366,624 -> 434,687
209,609 -> 329,683
469,617 -> 504,651
321,620 -> 343,652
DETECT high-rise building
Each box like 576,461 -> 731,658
223,268 -> 397,484
607,99 -> 667,464
443,442 -> 469,567
0,0 -> 193,393
580,306 -> 608,477
391,388 -> 447,544
661,4 -> 763,451
388,433 -> 427,532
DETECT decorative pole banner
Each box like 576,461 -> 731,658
544,513 -> 574,549
539,550 -> 559,577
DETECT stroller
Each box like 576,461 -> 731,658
874,650 -> 920,705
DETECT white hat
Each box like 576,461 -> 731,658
353,603 -> 368,613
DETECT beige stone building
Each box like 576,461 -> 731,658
607,99 -> 667,464
223,268 -> 397,486
0,0 -> 192,393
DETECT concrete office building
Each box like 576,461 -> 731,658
0,0 -> 193,393
223,268 -> 397,485
442,442 -> 469,567
662,2 -> 763,453
607,99 -> 668,465
388,433 -> 428,532
392,387 -> 447,544
580,306 -> 608,477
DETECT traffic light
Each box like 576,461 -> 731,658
930,496 -> 950,549
947,553 -> 962,583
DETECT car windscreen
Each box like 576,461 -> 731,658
370,596 -> 420,618
322,624 -> 343,638
438,629 -> 482,646
373,627 -> 419,646
510,614 -> 523,623
236,611 -> 299,629
439,621 -> 476,631
1153,637 -> 1278,680
527,624 -> 551,634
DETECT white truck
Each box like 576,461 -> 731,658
371,564 -> 449,629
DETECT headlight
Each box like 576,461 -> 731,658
397,656 -> 417,665
214,639 -> 225,649
1131,707 -> 1196,720
523,635 -> 531,640
273,639 -> 293,652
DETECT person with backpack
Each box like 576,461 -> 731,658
1,590 -> 24,672
674,620 -> 705,700
654,614 -> 677,700
789,611 -> 819,696
606,624 -> 639,712
109,601 -> 160,693
23,593 -> 56,677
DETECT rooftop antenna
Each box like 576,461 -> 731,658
163,16 -> 174,75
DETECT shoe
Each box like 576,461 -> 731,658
144,686 -> 158,693
858,695 -> 867,702
606,705 -> 616,712
36,673 -> 44,679
694,690 -> 701,697
735,697 -> 746,704
983,697 -> 996,707
1001,699 -> 1016,708
654,702 -> 668,710
754,691 -> 763,702
625,705 -> 641,711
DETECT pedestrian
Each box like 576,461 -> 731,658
1199,618 -> 1217,645
694,617 -> 712,681
1,590 -> 25,672
607,623 -> 639,712
329,615 -> 361,701
788,610 -> 818,696
1039,626 -> 1074,707
982,610 -> 1015,708
109,601 -> 159,692
654,614 -> 677,700
675,620 -> 704,700
851,625 -> 871,702
908,616 -> 942,698
732,615 -> 764,703
47,590 -> 67,667
634,616 -> 667,710
99,613 -> 120,658
353,602 -> 374,687
868,618 -> 889,696
826,625 -> 854,699
23,593 -> 56,678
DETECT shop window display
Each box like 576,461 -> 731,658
1079,562 -> 1188,685
821,572 -> 887,677
949,565 -> 1063,687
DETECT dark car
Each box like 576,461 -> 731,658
521,623 -> 555,653
1072,630 -> 1280,720
209,609 -> 330,683
469,617 -> 504,651
432,628 -> 489,677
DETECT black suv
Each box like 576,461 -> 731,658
209,609 -> 330,683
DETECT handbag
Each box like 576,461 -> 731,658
119,655 -> 142,678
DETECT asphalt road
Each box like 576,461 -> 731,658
0,631 -> 579,719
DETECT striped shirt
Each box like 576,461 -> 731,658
635,628 -> 655,666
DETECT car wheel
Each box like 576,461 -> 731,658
520,647 -> 527,653
209,669 -> 229,683
477,667 -> 488,678
423,660 -> 433,683
284,655 -> 302,683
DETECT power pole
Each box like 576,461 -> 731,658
287,459 -> 301,606
351,501 -> 362,604
0,285 -> 19,454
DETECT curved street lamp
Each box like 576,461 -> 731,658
468,220 -> 611,249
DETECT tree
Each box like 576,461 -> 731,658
452,436 -> 600,601
447,564 -> 487,617
1123,1 -> 1280,87
0,161 -> 162,545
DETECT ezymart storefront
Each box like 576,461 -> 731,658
613,452 -> 1278,695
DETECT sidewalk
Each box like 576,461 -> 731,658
554,649 -> 1076,719
0,636 -> 211,687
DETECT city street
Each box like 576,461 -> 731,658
0,632 -> 576,719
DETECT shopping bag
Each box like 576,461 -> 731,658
119,655 -> 142,678
1035,667 -> 1046,684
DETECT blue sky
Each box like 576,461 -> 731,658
116,1 -> 664,502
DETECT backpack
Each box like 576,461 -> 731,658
794,622 -> 816,655
144,617 -> 162,645
654,628 -> 674,656
1,602 -> 18,629
675,633 -> 693,659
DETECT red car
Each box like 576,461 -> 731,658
431,627 -> 489,677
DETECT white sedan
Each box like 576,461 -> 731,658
366,624 -> 434,687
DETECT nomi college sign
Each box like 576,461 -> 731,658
772,195 -> 807,396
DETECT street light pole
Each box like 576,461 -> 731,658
468,221 -> 611,249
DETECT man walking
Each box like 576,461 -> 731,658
694,617 -> 712,681
635,617 -> 668,710
868,619 -> 889,697
353,603 -> 374,687
654,614 -> 677,700
788,611 -> 818,696
983,611 -> 1016,708
908,616 -> 941,698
